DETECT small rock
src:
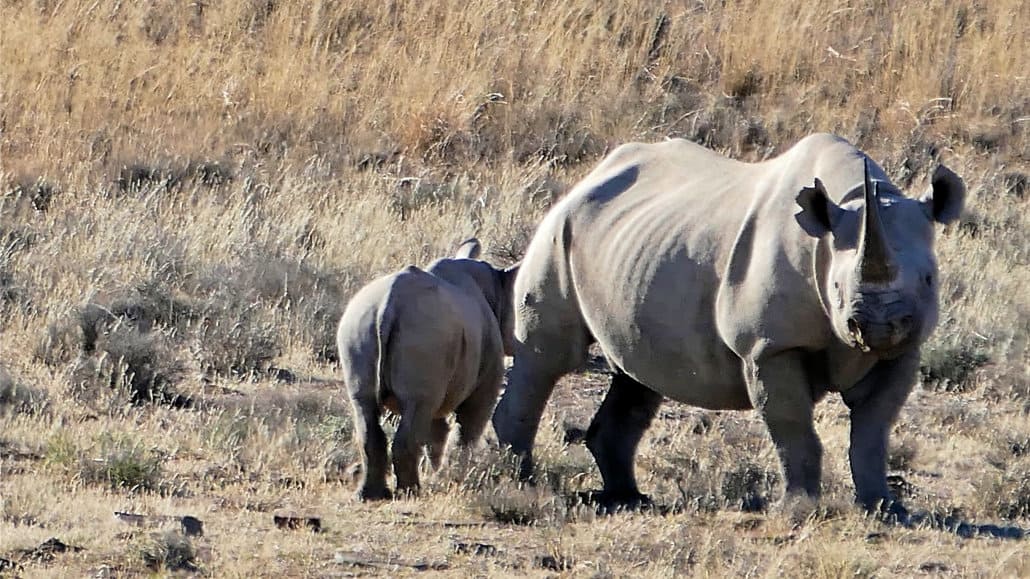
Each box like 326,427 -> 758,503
268,367 -> 297,383
273,513 -> 322,532
453,542 -> 498,556
114,511 -> 146,526
918,561 -> 949,573
563,425 -> 587,445
887,474 -> 915,498
18,537 -> 84,563
535,554 -> 574,571
113,512 -> 203,537
180,516 -> 204,537
0,557 -> 21,572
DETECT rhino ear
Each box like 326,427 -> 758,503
920,164 -> 965,225
455,237 -> 482,259
795,178 -> 842,237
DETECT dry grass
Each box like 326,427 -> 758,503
1,0 -> 1028,576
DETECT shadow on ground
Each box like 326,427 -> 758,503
566,490 -> 1025,540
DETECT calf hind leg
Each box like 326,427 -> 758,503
455,380 -> 501,447
351,395 -> 392,501
392,403 -> 433,496
428,418 -> 450,470
585,371 -> 663,511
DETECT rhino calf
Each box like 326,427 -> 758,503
337,239 -> 518,500
492,133 -> 964,517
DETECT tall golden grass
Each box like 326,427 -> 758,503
0,0 -> 1028,576
3,0 -> 1026,174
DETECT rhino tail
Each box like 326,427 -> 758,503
374,300 -> 398,406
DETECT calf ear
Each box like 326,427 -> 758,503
920,164 -> 965,224
502,263 -> 520,292
795,178 -> 842,237
455,237 -> 482,259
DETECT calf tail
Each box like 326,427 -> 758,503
374,301 -> 397,405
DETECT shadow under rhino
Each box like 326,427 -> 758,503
566,488 -> 1025,540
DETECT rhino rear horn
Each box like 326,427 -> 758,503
857,159 -> 897,284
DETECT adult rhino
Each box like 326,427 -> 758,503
338,239 -> 518,500
492,133 -> 964,516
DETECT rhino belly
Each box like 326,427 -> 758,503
596,323 -> 751,411
575,251 -> 751,410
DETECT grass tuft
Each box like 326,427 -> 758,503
920,345 -> 990,393
138,530 -> 199,572
78,435 -> 164,492
0,367 -> 47,415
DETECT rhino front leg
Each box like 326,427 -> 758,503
350,394 -> 392,501
842,351 -> 918,519
747,352 -> 822,501
585,371 -> 663,510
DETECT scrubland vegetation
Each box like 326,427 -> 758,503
1,0 -> 1027,575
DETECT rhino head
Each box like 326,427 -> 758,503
430,238 -> 521,356
796,159 -> 965,357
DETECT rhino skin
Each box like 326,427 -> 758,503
492,133 -> 964,515
337,239 -> 518,500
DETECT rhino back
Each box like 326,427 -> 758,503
559,140 -> 759,407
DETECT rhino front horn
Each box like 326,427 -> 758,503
857,159 -> 897,284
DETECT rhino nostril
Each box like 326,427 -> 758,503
894,315 -> 914,334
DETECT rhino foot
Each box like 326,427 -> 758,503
357,487 -> 393,502
393,484 -> 421,500
865,499 -> 912,526
578,490 -> 654,514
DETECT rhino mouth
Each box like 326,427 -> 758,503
847,318 -> 872,353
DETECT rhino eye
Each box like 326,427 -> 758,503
923,274 -> 933,287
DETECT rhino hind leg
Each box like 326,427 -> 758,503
584,371 -> 663,511
392,402 -> 434,495
351,395 -> 392,501
455,380 -> 501,447
428,418 -> 450,470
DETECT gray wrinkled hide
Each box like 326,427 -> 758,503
493,133 -> 964,513
338,239 -> 518,500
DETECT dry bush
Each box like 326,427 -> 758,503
69,323 -> 190,408
920,345 -> 991,393
137,530 -> 199,573
977,462 -> 1030,521
0,367 -> 46,415
77,436 -> 165,492
36,249 -> 353,395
